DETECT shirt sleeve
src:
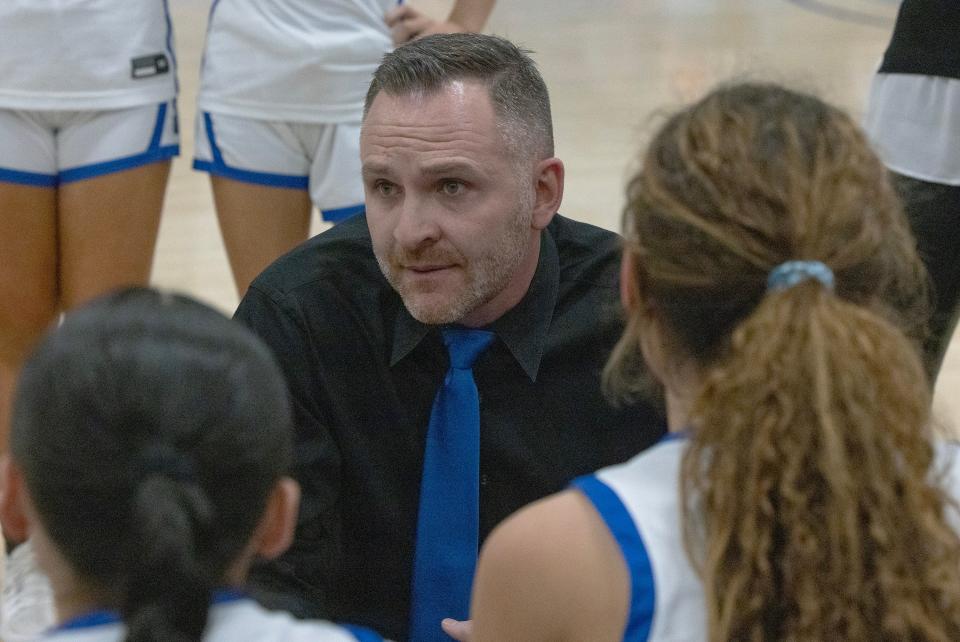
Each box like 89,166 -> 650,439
235,285 -> 344,619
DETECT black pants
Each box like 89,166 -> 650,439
892,172 -> 960,383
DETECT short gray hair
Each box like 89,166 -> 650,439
364,33 -> 554,161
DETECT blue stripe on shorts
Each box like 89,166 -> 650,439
193,111 -> 309,190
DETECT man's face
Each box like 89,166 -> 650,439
361,81 -> 538,327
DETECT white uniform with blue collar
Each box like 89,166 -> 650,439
572,436 -> 960,642
43,594 -> 384,642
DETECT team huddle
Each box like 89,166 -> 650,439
2,1 -> 960,641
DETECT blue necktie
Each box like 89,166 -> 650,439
409,327 -> 494,642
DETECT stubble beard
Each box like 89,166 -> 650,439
376,200 -> 534,326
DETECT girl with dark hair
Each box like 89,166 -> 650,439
0,288 -> 383,642
458,83 -> 960,641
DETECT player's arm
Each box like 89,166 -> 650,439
467,490 -> 631,642
386,0 -> 497,45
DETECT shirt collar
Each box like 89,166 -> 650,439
390,227 -> 560,382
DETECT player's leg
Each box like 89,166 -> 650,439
210,177 -> 312,297
194,112 -> 312,297
892,172 -> 960,382
58,162 -> 171,308
0,110 -> 59,452
56,102 -> 178,309
0,184 -> 57,453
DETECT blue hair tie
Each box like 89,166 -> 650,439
767,260 -> 835,292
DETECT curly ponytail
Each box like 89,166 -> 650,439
608,82 -> 960,640
685,283 -> 960,640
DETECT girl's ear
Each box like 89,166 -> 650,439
251,477 -> 301,560
0,455 -> 31,543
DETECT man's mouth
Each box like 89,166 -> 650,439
404,264 -> 455,274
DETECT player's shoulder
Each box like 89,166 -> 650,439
474,490 -> 630,640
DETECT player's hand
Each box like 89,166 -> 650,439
441,617 -> 474,641
385,5 -> 464,45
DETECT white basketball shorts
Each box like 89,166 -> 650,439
0,101 -> 179,187
193,111 -> 365,222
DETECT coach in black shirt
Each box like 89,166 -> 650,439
235,34 -> 665,641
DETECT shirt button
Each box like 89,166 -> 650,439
480,473 -> 489,487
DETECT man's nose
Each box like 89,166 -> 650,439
393,193 -> 441,251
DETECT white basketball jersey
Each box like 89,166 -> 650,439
198,0 -> 398,123
0,1 -> 177,110
43,596 -> 383,642
575,436 -> 960,642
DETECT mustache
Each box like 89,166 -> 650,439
390,247 -> 462,267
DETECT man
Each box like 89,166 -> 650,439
235,33 -> 665,641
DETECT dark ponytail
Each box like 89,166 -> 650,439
122,473 -> 214,642
11,288 -> 294,640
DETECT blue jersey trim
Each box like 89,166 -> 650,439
197,112 -> 309,189
161,0 -> 179,93
202,111 -> 225,166
148,102 -> 168,151
49,589 -> 248,633
200,0 -> 224,71
59,144 -> 179,184
211,587 -> 247,604
342,623 -> 385,642
0,167 -> 58,187
322,203 -> 365,222
208,0 -> 223,22
52,610 -> 121,632
193,159 -> 309,189
659,431 -> 688,444
572,475 -> 655,642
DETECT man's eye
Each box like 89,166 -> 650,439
376,181 -> 397,197
440,180 -> 465,196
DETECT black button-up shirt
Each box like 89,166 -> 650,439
235,213 -> 666,641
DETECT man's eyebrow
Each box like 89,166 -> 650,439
362,160 -> 483,180
361,162 -> 393,179
419,160 -> 481,176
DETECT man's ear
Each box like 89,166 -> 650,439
251,477 -> 301,561
530,157 -> 564,231
0,455 -> 31,543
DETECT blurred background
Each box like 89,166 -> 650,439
157,0 -> 960,426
